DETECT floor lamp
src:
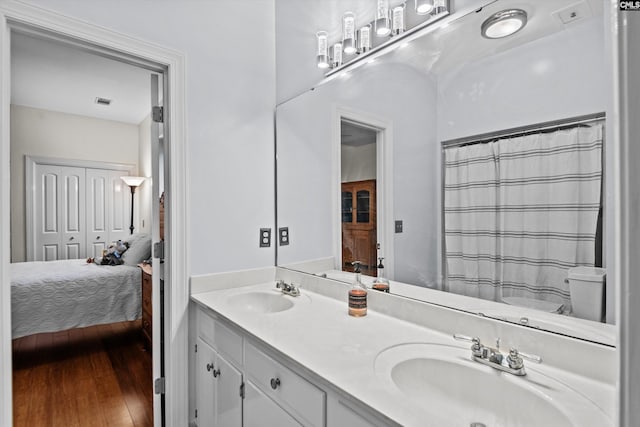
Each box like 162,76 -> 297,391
121,176 -> 146,235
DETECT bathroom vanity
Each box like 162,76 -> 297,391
189,268 -> 615,427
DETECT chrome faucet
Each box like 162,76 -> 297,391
453,334 -> 542,376
276,280 -> 300,297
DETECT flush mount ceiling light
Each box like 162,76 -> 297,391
481,9 -> 527,39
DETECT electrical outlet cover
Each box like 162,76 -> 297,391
259,228 -> 271,247
279,227 -> 290,246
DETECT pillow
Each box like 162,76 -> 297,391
121,233 -> 152,266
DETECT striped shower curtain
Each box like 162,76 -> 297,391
443,122 -> 603,311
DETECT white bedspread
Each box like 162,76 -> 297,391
11,259 -> 141,338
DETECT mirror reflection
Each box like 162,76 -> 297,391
275,0 -> 614,345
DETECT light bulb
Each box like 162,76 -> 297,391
343,12 -> 357,55
358,25 -> 371,53
392,5 -> 405,35
375,0 -> 391,36
415,0 -> 434,15
316,31 -> 329,68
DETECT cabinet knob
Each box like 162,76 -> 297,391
97,236 -> 101,240
206,363 -> 214,372
270,377 -> 281,390
213,368 -> 221,378
69,236 -> 74,241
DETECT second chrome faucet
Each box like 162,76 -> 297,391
453,334 -> 542,376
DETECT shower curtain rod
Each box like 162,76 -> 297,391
441,112 -> 606,149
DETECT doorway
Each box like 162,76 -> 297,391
8,27 -> 165,426
337,112 -> 394,280
340,120 -> 378,277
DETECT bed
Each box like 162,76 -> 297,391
11,233 -> 152,338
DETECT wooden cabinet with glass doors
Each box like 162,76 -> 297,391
341,179 -> 377,277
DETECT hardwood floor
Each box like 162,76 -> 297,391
12,320 -> 153,427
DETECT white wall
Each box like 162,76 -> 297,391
341,143 -> 376,182
10,105 -> 140,262
437,17 -> 607,141
277,62 -> 440,287
16,0 -> 277,275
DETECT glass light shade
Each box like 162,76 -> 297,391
481,9 -> 527,39
121,176 -> 145,187
316,31 -> 330,68
342,12 -> 357,54
432,0 -> 447,14
415,0 -> 434,15
331,43 -> 343,67
391,5 -> 405,35
375,0 -> 391,36
358,25 -> 371,53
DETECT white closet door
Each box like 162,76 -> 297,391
86,169 -> 130,257
34,164 -> 86,260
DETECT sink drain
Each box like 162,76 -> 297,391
470,423 -> 487,427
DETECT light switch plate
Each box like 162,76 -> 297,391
279,227 -> 290,246
395,220 -> 403,233
259,228 -> 271,247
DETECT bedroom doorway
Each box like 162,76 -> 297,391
7,27 -> 168,426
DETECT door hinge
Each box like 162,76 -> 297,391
195,409 -> 198,419
152,106 -> 164,123
153,241 -> 164,260
240,382 -> 245,399
195,343 -> 198,353
154,377 -> 166,395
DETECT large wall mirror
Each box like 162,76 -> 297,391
275,0 -> 615,346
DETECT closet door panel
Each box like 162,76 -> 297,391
61,169 -> 86,259
86,170 -> 108,253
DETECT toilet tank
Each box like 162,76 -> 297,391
568,267 -> 606,322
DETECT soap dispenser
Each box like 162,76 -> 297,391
372,257 -> 390,293
348,261 -> 367,317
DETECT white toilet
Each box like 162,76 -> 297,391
568,267 -> 606,322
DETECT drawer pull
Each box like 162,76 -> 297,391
270,377 -> 281,390
206,363 -> 214,372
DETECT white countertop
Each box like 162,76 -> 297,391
191,281 -> 615,426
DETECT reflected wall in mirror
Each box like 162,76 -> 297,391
275,0 -> 615,345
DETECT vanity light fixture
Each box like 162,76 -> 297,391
375,0 -> 391,36
481,9 -> 528,39
314,0 -> 450,75
391,5 -> 406,35
316,31 -> 330,68
415,0 -> 434,15
342,12 -> 357,54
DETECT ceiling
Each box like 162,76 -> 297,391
11,32 -> 152,125
341,121 -> 377,147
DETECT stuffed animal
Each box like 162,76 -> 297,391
86,239 -> 130,265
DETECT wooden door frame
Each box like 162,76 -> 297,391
0,3 -> 189,426
25,156 -> 136,261
332,105 -> 394,279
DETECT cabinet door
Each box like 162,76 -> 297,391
244,381 -> 301,427
196,338 -> 216,427
214,352 -> 242,426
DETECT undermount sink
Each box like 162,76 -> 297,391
225,291 -> 297,314
374,343 -> 609,427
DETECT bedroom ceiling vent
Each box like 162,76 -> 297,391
95,97 -> 112,106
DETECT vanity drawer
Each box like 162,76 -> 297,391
245,342 -> 325,427
215,320 -> 243,368
196,308 -> 243,368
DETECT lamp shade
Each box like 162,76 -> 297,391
121,176 -> 146,187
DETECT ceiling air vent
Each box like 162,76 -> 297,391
95,97 -> 112,106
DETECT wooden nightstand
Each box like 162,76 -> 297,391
139,263 -> 152,352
